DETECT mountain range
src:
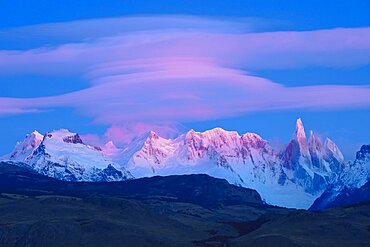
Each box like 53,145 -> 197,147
1,118 -> 369,209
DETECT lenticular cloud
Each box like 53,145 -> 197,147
0,15 -> 370,131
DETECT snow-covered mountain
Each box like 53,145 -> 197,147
2,129 -> 132,182
1,118 -> 362,209
310,145 -> 370,210
343,145 -> 370,188
108,118 -> 347,208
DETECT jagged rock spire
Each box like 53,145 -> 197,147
293,118 -> 311,163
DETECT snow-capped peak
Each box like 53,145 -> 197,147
294,118 -> 310,158
308,131 -> 325,169
33,129 -> 112,170
102,141 -> 122,158
104,141 -> 119,151
308,131 -> 321,148
356,145 -> 370,161
324,138 -> 344,163
343,145 -> 370,188
146,130 -> 161,141
203,127 -> 238,136
241,132 -> 268,149
283,118 -> 313,172
295,118 -> 305,136
31,130 -> 43,140
2,130 -> 44,161
44,129 -> 83,144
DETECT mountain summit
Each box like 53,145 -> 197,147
2,130 -> 43,161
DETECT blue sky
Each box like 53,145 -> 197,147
0,0 -> 369,159
1,0 -> 369,29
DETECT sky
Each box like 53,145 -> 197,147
0,0 -> 369,159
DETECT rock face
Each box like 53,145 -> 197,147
114,119 -> 347,209
310,145 -> 370,210
281,119 -> 345,194
348,145 -> 370,187
2,129 -> 132,182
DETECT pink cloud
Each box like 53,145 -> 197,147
0,16 -> 370,142
104,122 -> 182,146
1,70 -> 369,123
79,133 -> 104,147
0,26 -> 369,76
